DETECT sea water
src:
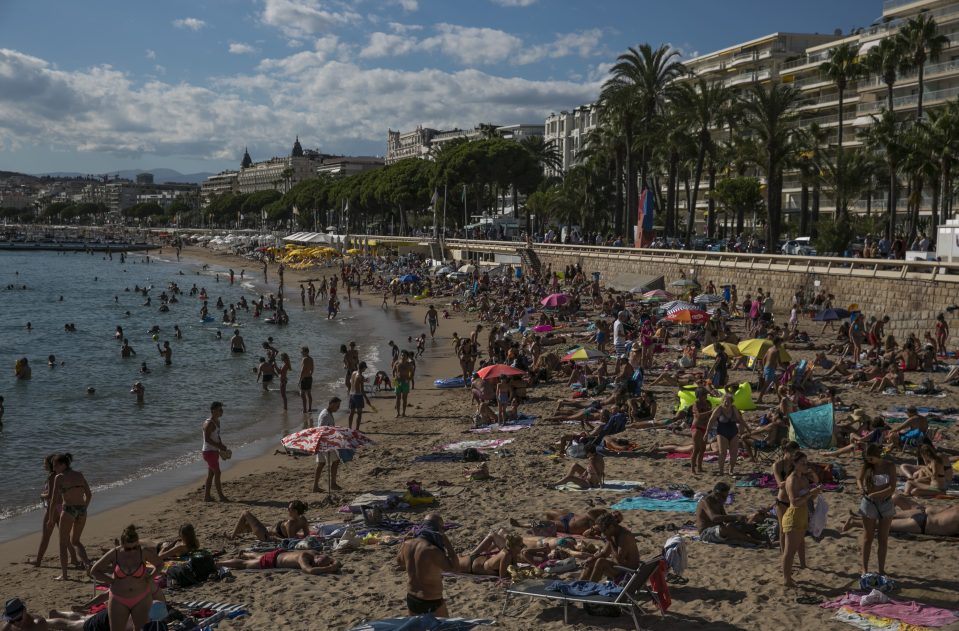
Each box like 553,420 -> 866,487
0,250 -> 401,536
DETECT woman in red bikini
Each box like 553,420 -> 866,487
688,388 -> 713,475
89,524 -> 163,631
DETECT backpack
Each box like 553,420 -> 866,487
166,563 -> 201,588
187,550 -> 217,582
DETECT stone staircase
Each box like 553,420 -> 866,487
517,247 -> 541,278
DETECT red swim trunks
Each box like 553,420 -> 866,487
202,450 -> 220,472
259,549 -> 282,569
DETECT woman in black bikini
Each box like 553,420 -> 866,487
89,524 -> 164,631
156,523 -> 201,560
33,453 -> 75,568
229,500 -> 310,541
772,441 -> 804,551
705,394 -> 748,476
47,453 -> 92,580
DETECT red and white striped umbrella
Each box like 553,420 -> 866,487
663,300 -> 697,314
281,426 -> 373,455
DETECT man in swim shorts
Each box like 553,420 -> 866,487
348,362 -> 371,431
396,514 -> 458,617
299,347 -> 314,413
394,352 -> 414,417
424,305 -> 439,339
229,329 -> 245,353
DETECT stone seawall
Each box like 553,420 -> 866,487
532,249 -> 958,342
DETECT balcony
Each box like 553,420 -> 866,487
857,84 -> 959,115
859,55 -> 959,92
782,51 -> 830,71
725,69 -> 771,87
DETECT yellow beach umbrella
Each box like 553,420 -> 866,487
737,338 -> 791,362
702,342 -> 742,358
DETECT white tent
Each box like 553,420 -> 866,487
284,232 -> 333,244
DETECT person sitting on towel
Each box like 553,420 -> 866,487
456,531 -> 525,577
696,482 -> 768,546
218,549 -> 340,575
551,443 -> 604,489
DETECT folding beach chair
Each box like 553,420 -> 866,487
501,555 -> 665,631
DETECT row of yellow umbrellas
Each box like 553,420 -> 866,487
702,339 -> 791,362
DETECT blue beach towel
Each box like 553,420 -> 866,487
434,376 -> 466,389
347,614 -> 495,631
788,403 -> 835,449
546,580 -> 623,597
610,497 -> 698,512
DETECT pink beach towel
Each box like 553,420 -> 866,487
823,594 -> 958,628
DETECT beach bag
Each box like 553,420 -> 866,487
166,563 -> 201,588
583,602 -> 621,617
361,505 -> 383,527
188,550 -> 217,582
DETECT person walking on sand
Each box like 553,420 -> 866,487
424,305 -> 439,339
348,362 -> 372,431
394,352 -> 414,417
396,513 -> 458,617
201,401 -> 230,502
299,347 -> 314,413
313,397 -> 343,492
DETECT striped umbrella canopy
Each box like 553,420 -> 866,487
665,309 -> 711,325
663,300 -> 698,313
693,293 -> 723,305
642,289 -> 675,300
281,426 -> 374,456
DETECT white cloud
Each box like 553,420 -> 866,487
154,65 -> 167,75
0,47 -> 599,161
491,0 -> 537,6
172,17 -> 207,31
145,49 -> 157,60
259,0 -> 361,38
229,42 -> 259,55
392,0 -> 418,10
361,24 -> 602,66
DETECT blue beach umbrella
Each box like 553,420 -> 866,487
813,308 -> 850,322
399,274 -> 419,283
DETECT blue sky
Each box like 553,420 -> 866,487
0,0 -> 879,175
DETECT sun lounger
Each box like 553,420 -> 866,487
501,556 -> 665,630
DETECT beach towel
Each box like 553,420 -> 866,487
610,497 -> 698,512
546,580 -> 623,597
441,438 -> 514,452
467,415 -> 536,434
434,377 -> 467,389
823,594 -> 958,628
347,614 -> 495,631
789,403 -> 836,449
553,479 -> 644,492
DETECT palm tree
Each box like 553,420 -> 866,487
820,42 -> 862,150
923,103 -> 959,228
601,44 -> 685,235
860,110 -> 906,239
674,78 -> 732,246
739,82 -> 802,246
897,13 -> 949,120
863,37 -> 905,113
794,123 -> 830,236
520,135 -> 563,176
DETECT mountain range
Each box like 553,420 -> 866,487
36,168 -> 214,184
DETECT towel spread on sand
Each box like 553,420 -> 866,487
553,479 -> 644,492
441,438 -> 514,452
347,614 -> 495,631
610,497 -> 698,512
468,416 -> 536,433
823,594 -> 959,627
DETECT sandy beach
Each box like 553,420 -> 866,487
2,244 -> 957,631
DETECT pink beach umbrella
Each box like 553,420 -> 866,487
541,293 -> 571,307
532,324 -> 554,333
281,426 -> 374,493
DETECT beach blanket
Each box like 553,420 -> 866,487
441,438 -> 514,452
609,497 -> 698,512
553,479 -> 644,492
789,403 -> 836,449
823,594 -> 958,628
468,415 -> 536,434
347,614 -> 495,631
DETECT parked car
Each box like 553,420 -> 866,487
781,237 -> 817,256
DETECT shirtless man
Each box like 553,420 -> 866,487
424,305 -> 439,339
299,347 -> 314,413
347,362 -> 371,431
396,514 -> 458,617
229,329 -> 246,354
578,512 -> 640,582
120,339 -> 136,358
394,352 -> 414,417
343,342 -> 359,388
757,338 -> 783,403
157,341 -> 172,366
218,549 -> 340,575
695,482 -> 767,545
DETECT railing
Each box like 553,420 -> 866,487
858,84 -> 959,115
352,235 -> 959,282
782,52 -> 831,71
860,55 -> 959,91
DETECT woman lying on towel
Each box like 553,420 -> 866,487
456,530 -> 525,577
229,500 -> 310,541
841,495 -> 959,537
218,549 -> 341,575
510,508 -> 623,537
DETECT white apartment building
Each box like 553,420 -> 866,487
315,156 -> 384,177
543,104 -> 600,176
386,123 -> 545,164
201,171 -> 238,205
